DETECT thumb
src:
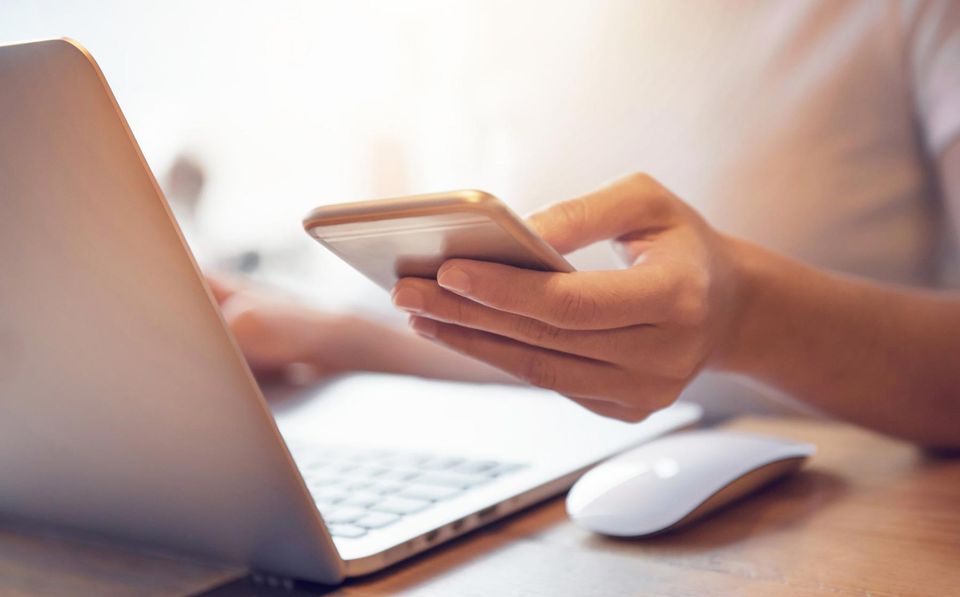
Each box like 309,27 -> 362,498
526,173 -> 675,255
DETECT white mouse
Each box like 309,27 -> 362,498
566,429 -> 815,537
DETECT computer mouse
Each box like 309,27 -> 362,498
566,429 -> 815,537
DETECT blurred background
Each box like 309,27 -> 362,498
2,0 -> 673,316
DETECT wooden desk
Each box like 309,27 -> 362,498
3,417 -> 959,596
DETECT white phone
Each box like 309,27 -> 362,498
303,190 -> 574,290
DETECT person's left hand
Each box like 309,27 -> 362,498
206,274 -> 352,380
390,174 -> 747,421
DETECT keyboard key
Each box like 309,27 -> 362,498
416,471 -> 491,489
345,480 -> 374,491
340,491 -> 381,508
353,465 -> 389,478
485,463 -> 526,477
311,486 -> 349,504
368,481 -> 405,495
398,483 -> 463,502
323,506 -> 368,524
417,457 -> 465,470
381,453 -> 430,468
327,523 -> 367,539
449,460 -> 500,475
378,469 -> 418,482
354,512 -> 401,529
302,459 -> 335,471
371,496 -> 431,515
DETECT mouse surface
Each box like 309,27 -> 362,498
566,430 -> 815,537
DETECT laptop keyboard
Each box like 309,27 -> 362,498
293,446 -> 527,540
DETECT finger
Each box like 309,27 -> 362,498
399,276 -> 707,378
562,395 -> 656,423
393,278 -> 662,363
565,376 -> 684,418
525,173 -> 677,255
205,273 -> 244,305
408,315 -> 638,403
436,259 -> 695,329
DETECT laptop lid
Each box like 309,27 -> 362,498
0,39 -> 342,583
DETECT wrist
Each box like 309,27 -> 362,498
319,313 -> 380,373
708,235 -> 781,374
322,313 -> 422,375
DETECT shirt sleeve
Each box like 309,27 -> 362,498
906,0 -> 960,156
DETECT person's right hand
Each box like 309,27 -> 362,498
391,173 -> 746,421
206,274 -> 351,380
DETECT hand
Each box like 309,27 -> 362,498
390,173 -> 745,421
206,274 -> 520,386
206,274 -> 350,381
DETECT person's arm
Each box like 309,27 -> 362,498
943,140 -> 960,263
720,242 -> 960,446
723,142 -> 960,445
391,173 -> 960,448
207,275 -> 514,384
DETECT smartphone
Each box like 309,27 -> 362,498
303,190 -> 574,291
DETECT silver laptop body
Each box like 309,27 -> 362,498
0,39 -> 700,583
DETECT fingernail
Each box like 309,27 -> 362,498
437,267 -> 471,294
409,315 -> 438,338
392,287 -> 424,313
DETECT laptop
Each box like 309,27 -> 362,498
0,38 -> 701,583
